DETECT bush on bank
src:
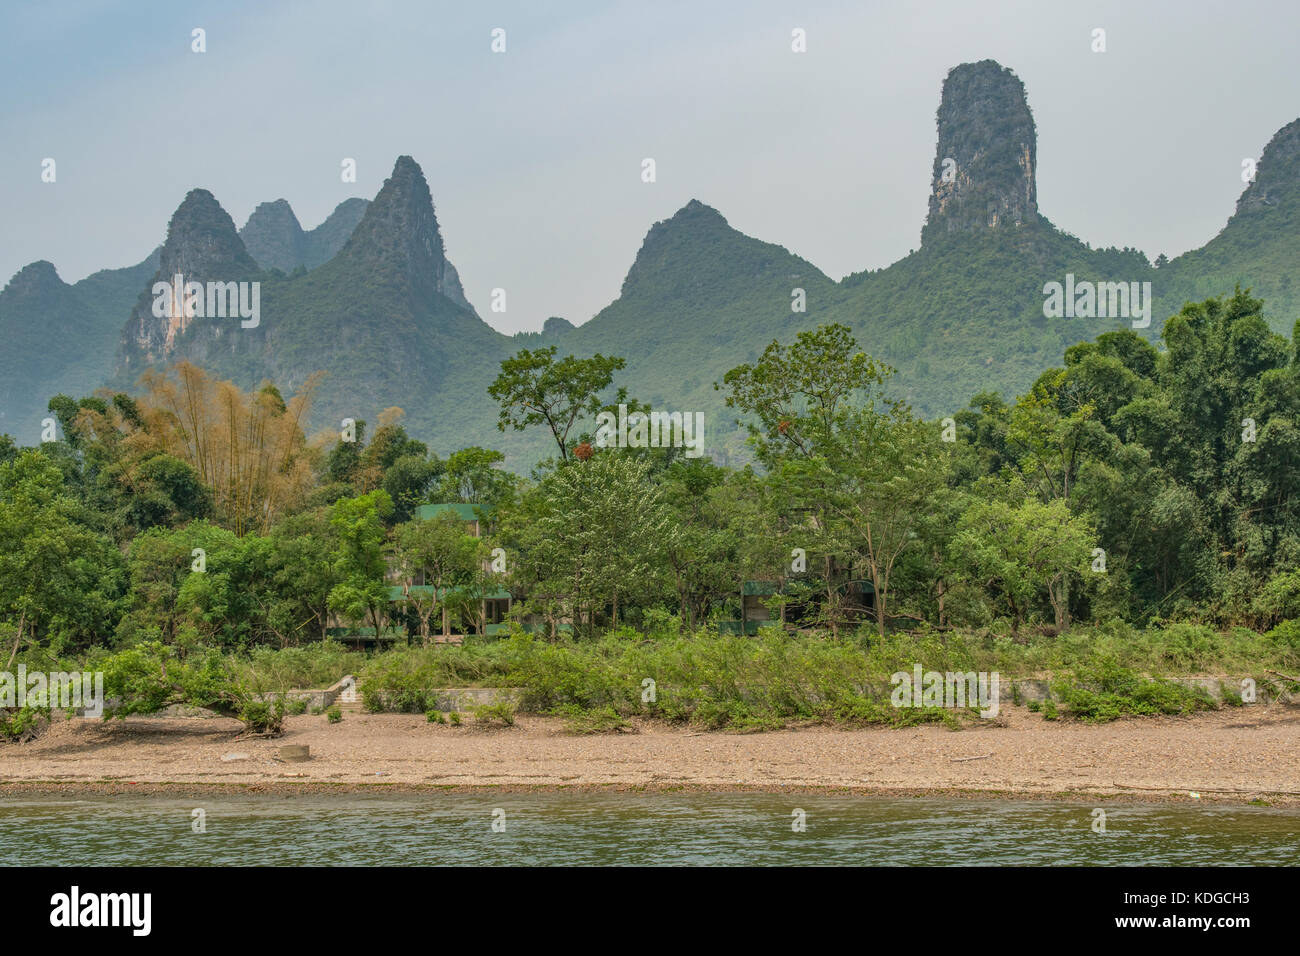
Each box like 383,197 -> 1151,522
7,621 -> 1296,736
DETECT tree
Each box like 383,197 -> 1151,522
362,414 -> 429,473
659,460 -> 781,630
326,490 -> 393,638
505,453 -> 676,637
393,511 -> 481,642
722,323 -> 911,634
119,521 -> 234,646
720,323 -> 897,465
325,418 -> 367,486
820,410 -> 950,636
437,446 -> 517,510
112,453 -> 213,535
0,451 -> 125,664
382,454 -> 441,524
489,347 -> 626,461
266,508 -> 341,643
138,363 -> 320,535
951,483 -> 1096,633
175,530 -> 267,648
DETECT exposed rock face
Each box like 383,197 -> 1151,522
117,189 -> 261,373
239,196 -> 370,273
923,60 -> 1039,241
440,259 -> 472,312
1234,118 -> 1299,217
336,155 -> 474,312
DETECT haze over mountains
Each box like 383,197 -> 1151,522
2,59 -> 1297,468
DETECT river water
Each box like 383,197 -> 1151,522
1,793 -> 1295,865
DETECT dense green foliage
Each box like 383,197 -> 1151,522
3,289 -> 1300,735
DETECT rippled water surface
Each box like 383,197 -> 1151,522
0,793 -> 1296,865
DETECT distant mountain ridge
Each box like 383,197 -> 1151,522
108,155 -> 510,460
2,58 -> 1297,467
239,197 -> 369,274
116,187 -> 263,380
0,250 -> 157,442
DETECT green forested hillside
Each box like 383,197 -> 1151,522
0,252 -> 156,445
558,199 -> 841,463
833,224 -> 1155,417
1159,118 -> 1300,333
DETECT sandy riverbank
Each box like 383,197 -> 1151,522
1,704 -> 1297,806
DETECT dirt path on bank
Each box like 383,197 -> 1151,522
1,705 -> 1297,805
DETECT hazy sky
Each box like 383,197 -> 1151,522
2,0 -> 1298,334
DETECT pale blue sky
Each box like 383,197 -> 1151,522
2,0 -> 1297,333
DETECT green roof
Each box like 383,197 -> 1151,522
415,503 -> 490,522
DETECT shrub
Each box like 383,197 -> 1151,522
326,705 -> 342,723
233,642 -> 366,692
1154,623 -> 1223,671
553,703 -> 631,734
237,697 -> 287,734
473,701 -> 517,727
364,687 -> 429,714
100,643 -> 289,734
426,710 -> 445,723
0,705 -> 49,742
1051,658 -> 1214,722
1265,620 -> 1300,650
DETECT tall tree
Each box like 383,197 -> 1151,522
820,410 -> 950,636
326,490 -> 394,638
505,453 -> 675,636
138,363 -> 319,535
952,482 -> 1096,633
0,451 -> 125,663
489,347 -> 626,461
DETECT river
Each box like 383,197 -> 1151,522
1,792 -> 1296,865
